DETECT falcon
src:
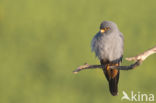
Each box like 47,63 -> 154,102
91,21 -> 124,96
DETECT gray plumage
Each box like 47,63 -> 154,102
91,21 -> 124,62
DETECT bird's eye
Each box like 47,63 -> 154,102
106,27 -> 110,30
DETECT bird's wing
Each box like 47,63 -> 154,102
91,33 -> 99,52
119,32 -> 124,50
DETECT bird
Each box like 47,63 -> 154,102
91,21 -> 124,96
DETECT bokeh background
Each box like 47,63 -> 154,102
0,0 -> 156,103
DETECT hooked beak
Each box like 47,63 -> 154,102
100,29 -> 105,33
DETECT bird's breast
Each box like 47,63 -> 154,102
92,33 -> 123,61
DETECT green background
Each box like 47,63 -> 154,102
0,0 -> 156,103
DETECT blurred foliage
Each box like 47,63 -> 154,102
0,0 -> 156,103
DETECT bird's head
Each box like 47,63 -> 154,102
100,21 -> 119,34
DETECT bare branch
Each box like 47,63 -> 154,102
73,45 -> 156,74
73,63 -> 103,74
126,46 -> 156,61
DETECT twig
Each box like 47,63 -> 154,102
73,45 -> 156,74
125,45 -> 156,61
73,63 -> 103,74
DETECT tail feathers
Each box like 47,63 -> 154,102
109,77 -> 118,96
100,59 -> 120,96
103,65 -> 120,96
